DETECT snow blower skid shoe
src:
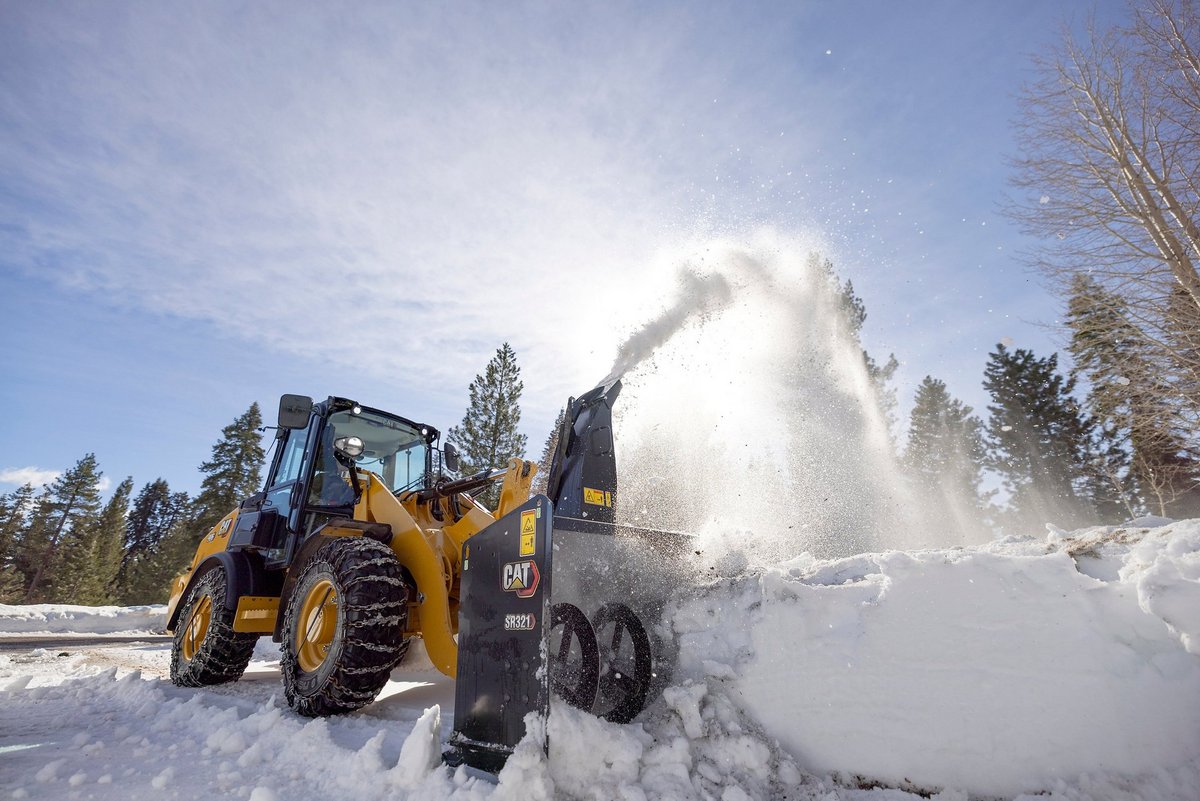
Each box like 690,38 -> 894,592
445,381 -> 688,773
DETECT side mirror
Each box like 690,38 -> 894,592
443,442 -> 461,473
278,394 -> 313,429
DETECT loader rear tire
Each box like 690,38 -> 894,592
281,537 -> 410,717
170,566 -> 258,687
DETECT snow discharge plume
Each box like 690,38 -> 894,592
610,231 -> 935,564
601,270 -> 734,387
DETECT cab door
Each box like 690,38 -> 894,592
229,414 -> 318,563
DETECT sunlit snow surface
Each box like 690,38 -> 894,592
2,519 -> 1198,800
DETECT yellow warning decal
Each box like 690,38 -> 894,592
584,487 -> 611,507
520,510 -> 536,556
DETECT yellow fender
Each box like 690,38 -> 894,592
165,509 -> 241,630
356,459 -> 537,677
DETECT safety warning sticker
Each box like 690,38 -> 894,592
583,487 -> 612,507
520,509 -> 536,556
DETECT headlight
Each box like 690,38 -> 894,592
334,436 -> 365,459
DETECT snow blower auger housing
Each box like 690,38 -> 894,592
165,381 -> 684,772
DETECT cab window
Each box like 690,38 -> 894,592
273,429 -> 307,487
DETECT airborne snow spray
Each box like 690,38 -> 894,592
603,231 -> 949,565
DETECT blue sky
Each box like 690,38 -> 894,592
0,0 -> 1128,497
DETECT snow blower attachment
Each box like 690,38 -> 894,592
164,380 -> 684,774
445,380 -> 684,772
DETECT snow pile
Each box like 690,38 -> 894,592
0,603 -> 166,635
477,518 -> 1200,800
668,517 -> 1200,798
497,683 -> 809,801
1115,522 -> 1200,655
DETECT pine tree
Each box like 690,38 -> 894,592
0,484 -> 36,602
114,479 -> 191,604
1067,274 -> 1200,518
17,454 -> 104,602
1165,284 -> 1200,409
0,484 -> 34,563
1080,420 -> 1135,523
124,406 -> 265,604
982,345 -> 1095,533
192,403 -> 265,535
447,343 -> 529,509
903,377 -> 991,541
904,377 -> 987,500
56,478 -> 133,604
834,272 -> 900,435
121,517 -> 195,606
530,407 -> 566,498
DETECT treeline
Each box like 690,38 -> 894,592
454,269 -> 1198,539
0,344 -> 536,608
821,259 -> 1197,537
448,271 -> 1199,539
889,0 -> 1200,536
901,339 -> 1199,538
0,405 -> 265,605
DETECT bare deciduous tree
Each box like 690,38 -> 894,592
1008,0 -> 1200,412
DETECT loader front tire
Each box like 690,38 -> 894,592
281,537 -> 410,717
170,566 -> 258,687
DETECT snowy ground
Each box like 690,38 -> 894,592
0,604 -> 166,636
2,519 -> 1197,801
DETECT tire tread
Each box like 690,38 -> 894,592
281,537 -> 411,716
170,567 -> 258,687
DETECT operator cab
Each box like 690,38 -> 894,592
310,401 -> 433,503
228,394 -> 441,570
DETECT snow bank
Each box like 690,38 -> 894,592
0,603 -> 167,635
670,518 -> 1200,798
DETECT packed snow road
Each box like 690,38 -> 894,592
2,519 -> 1199,801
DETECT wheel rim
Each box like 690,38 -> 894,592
296,578 -> 339,673
181,594 -> 212,661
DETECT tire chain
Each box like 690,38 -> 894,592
170,567 -> 258,687
281,537 -> 412,716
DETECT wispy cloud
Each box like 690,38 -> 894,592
0,0 -> 1097,447
0,466 -> 61,487
0,2 -> 839,427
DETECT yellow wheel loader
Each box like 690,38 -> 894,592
165,382 -> 684,771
